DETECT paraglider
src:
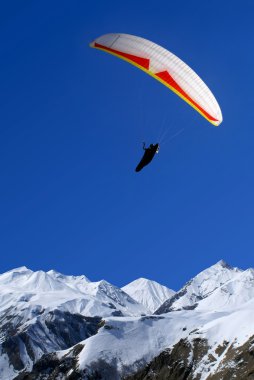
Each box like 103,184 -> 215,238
90,33 -> 223,170
135,143 -> 160,172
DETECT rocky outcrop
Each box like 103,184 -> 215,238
206,336 -> 254,380
1,310 -> 101,375
14,344 -> 84,380
125,336 -> 254,380
125,338 -> 209,380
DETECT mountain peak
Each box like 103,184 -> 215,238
209,260 -> 243,275
122,277 -> 175,313
0,266 -> 33,286
214,260 -> 233,269
6,266 -> 31,273
47,269 -> 90,283
155,260 -> 243,314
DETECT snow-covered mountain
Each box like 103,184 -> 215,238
0,266 -> 147,319
155,260 -> 243,314
51,303 -> 254,380
1,261 -> 254,380
122,277 -> 175,313
0,266 -> 149,379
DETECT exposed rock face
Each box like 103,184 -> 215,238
13,335 -> 254,380
15,344 -> 121,380
125,338 -> 209,380
206,336 -> 254,380
125,336 -> 254,380
14,344 -> 84,380
1,309 -> 101,376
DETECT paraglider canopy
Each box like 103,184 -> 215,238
90,33 -> 222,126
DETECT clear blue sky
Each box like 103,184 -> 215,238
1,0 -> 254,290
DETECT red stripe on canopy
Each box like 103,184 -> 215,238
94,43 -> 150,70
155,71 -> 218,123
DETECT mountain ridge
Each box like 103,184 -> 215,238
155,259 -> 243,314
1,260 -> 254,380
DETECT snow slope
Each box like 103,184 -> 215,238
0,267 -> 148,318
156,260 -> 242,314
122,277 -> 175,313
197,267 -> 254,311
69,301 -> 254,379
